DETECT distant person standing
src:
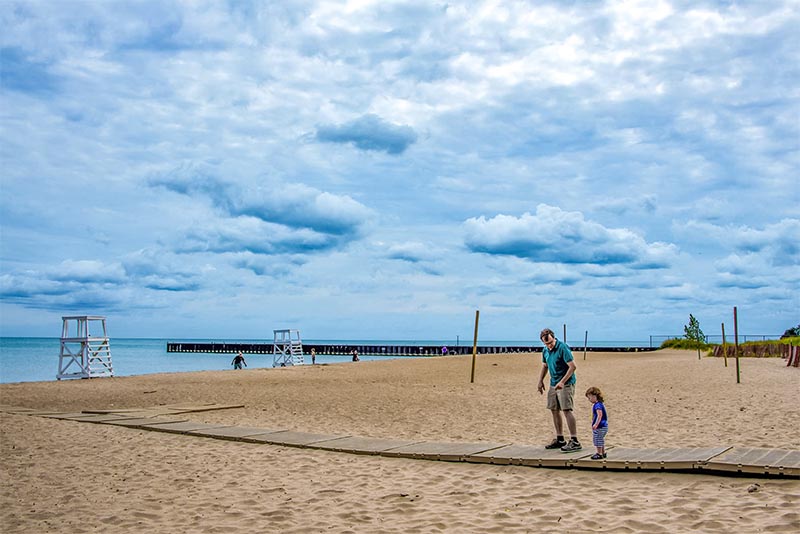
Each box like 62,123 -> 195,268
310,348 -> 316,365
231,351 -> 247,370
537,328 -> 581,452
351,349 -> 360,362
585,386 -> 608,459
441,346 -> 448,355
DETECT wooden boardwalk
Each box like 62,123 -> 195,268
2,404 -> 797,478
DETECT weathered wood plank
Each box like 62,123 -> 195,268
242,430 -> 349,447
468,444 -> 596,467
380,441 -> 509,462
704,448 -> 800,476
186,426 -> 286,441
309,436 -> 426,455
138,421 -> 231,434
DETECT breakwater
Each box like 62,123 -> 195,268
166,342 -> 657,356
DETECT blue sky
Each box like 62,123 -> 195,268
1,0 -> 798,342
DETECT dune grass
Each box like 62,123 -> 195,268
660,336 -> 799,357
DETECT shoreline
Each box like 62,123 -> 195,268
2,337 -> 660,385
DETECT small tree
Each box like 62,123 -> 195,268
684,314 -> 705,343
782,324 -> 800,338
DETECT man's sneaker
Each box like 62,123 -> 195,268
560,439 -> 582,453
545,438 -> 567,449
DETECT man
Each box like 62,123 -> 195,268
537,328 -> 581,452
231,351 -> 247,370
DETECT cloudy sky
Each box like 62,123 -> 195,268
1,0 -> 798,343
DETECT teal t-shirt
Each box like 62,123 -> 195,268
542,340 -> 576,386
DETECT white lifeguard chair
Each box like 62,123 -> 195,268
56,316 -> 114,379
272,329 -> 303,367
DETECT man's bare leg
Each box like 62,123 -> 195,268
551,409 -> 563,436
563,409 -> 577,438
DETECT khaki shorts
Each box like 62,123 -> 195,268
546,384 -> 575,411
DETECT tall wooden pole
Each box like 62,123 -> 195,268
583,330 -> 588,360
721,323 -> 728,367
470,310 -> 480,383
734,307 -> 740,383
563,324 -> 567,345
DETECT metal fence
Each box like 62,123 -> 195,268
648,334 -> 782,347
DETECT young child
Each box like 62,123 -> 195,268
585,386 -> 608,459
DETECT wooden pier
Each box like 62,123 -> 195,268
166,342 -> 658,356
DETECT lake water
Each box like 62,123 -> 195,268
0,337 -> 650,384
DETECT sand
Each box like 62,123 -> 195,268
1,349 -> 798,533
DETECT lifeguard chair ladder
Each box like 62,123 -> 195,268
273,329 -> 303,367
57,316 -> 114,379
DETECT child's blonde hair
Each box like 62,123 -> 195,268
585,386 -> 604,402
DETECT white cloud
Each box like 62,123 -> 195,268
150,168 -> 375,251
386,241 -> 438,263
676,218 -> 800,266
50,260 -> 126,284
315,114 -> 417,154
464,204 -> 677,268
1,0 -> 797,340
230,183 -> 374,237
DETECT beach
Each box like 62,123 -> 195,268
1,349 -> 798,532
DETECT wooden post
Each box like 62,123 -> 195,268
583,330 -> 588,360
563,324 -> 567,345
470,310 -> 480,384
721,323 -> 728,367
734,307 -> 740,384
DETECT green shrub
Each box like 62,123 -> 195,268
660,338 -> 710,350
659,336 -> 798,357
782,324 -> 800,338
